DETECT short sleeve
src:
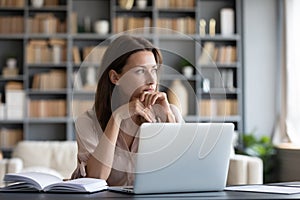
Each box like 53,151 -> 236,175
72,108 -> 103,178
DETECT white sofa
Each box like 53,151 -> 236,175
0,141 -> 263,185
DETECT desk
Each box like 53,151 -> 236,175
1,191 -> 300,200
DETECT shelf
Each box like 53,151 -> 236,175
200,62 -> 239,68
27,63 -> 68,68
0,34 -> 25,39
25,33 -> 68,39
184,115 -> 241,122
27,117 -> 69,123
0,76 -> 24,81
0,0 -> 244,143
72,33 -> 112,40
200,34 -> 241,41
0,119 -> 23,124
28,6 -> 68,12
27,89 -> 68,95
200,88 -> 241,95
199,115 -> 242,122
157,8 -> 196,13
0,7 -> 24,11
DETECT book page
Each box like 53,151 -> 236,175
44,178 -> 107,193
3,172 -> 62,191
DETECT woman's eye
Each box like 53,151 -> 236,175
152,68 -> 158,73
136,68 -> 145,74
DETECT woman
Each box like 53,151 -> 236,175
71,35 -> 183,186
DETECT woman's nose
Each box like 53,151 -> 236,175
146,71 -> 155,84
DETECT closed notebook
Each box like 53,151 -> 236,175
1,172 -> 107,193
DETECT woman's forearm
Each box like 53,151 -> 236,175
86,115 -> 121,180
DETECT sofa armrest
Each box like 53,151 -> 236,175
227,154 -> 263,185
0,159 -> 8,183
7,158 -> 23,173
0,158 -> 23,186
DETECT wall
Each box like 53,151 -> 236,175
243,0 -> 278,137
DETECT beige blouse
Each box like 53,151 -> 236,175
71,105 -> 183,186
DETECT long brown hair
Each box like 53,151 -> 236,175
95,35 -> 162,131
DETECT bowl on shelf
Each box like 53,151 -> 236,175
31,0 -> 44,8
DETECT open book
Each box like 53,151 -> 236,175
1,172 -> 107,193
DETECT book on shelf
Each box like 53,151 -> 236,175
0,172 -> 107,193
0,128 -> 23,148
44,0 -> 59,6
198,42 -> 237,65
156,17 -> 195,34
72,46 -> 81,64
82,45 -> 107,65
113,17 -> 152,33
199,99 -> 237,117
155,0 -> 195,9
29,100 -> 66,118
32,70 -> 66,90
0,0 -> 25,7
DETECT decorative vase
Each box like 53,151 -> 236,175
220,8 -> 234,35
167,79 -> 188,116
94,20 -> 109,35
31,0 -> 44,8
136,0 -> 147,9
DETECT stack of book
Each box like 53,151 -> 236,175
0,0 -> 25,7
114,17 -> 151,33
0,16 -> 24,34
5,82 -> 24,120
0,128 -> 23,148
157,17 -> 195,34
28,100 -> 66,118
26,39 -> 67,64
199,99 -> 238,116
199,42 -> 237,65
32,70 -> 66,90
27,13 -> 66,34
155,0 -> 195,9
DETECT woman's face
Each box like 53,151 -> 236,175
114,50 -> 158,99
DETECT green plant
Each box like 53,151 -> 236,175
238,132 -> 277,183
179,58 -> 192,67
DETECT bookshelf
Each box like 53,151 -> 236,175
0,0 -> 244,155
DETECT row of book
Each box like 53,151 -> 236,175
199,42 -> 237,65
199,99 -> 238,116
157,17 -> 196,34
26,39 -> 67,64
0,0 -> 59,7
28,100 -> 66,118
0,128 -> 23,148
113,17 -> 151,33
114,17 -> 196,34
28,13 -> 67,34
32,70 -> 66,90
73,45 -> 107,65
155,0 -> 195,9
0,16 -> 24,34
0,0 -> 24,7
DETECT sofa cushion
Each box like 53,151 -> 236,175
12,141 -> 78,179
12,141 -> 53,169
21,166 -> 63,179
49,141 -> 77,178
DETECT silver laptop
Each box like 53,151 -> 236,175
109,123 -> 234,194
